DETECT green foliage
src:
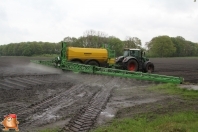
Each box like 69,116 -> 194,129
0,42 -> 61,56
123,37 -> 142,49
108,36 -> 124,56
149,83 -> 198,100
148,36 -> 176,57
93,112 -> 198,132
147,36 -> 198,57
1,30 -> 198,57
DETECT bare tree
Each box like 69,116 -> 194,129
83,29 -> 108,48
124,37 -> 142,48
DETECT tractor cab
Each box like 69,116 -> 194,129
115,48 -> 154,72
123,49 -> 140,57
123,49 -> 149,62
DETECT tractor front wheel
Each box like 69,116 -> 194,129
127,59 -> 138,71
144,62 -> 154,73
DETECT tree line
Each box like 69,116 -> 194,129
0,30 -> 142,56
0,42 -> 61,56
0,30 -> 198,57
146,36 -> 198,57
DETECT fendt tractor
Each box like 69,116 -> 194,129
31,41 -> 183,84
115,48 -> 154,73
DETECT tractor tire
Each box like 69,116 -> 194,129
144,62 -> 154,73
87,60 -> 99,66
127,59 -> 138,71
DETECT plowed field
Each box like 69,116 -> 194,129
0,56 -> 197,132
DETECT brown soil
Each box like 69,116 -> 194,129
0,56 -> 197,132
151,58 -> 198,84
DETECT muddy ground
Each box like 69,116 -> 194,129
0,56 -> 197,132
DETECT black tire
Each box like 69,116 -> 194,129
87,60 -> 99,66
144,62 -> 154,73
127,59 -> 138,71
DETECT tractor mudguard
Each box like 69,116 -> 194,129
122,56 -> 138,63
115,56 -> 124,62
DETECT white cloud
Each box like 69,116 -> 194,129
0,0 -> 198,47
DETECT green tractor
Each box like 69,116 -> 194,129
115,48 -> 154,73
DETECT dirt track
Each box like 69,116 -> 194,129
0,56 -> 197,132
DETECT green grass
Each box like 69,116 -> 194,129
93,84 -> 198,132
93,111 -> 198,132
148,83 -> 198,100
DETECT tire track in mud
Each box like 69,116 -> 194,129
59,75 -> 120,132
63,88 -> 112,132
0,70 -> 149,131
16,83 -> 101,131
0,74 -> 61,89
0,74 -> 73,118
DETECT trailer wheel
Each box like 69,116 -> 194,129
145,62 -> 154,73
87,60 -> 99,66
127,59 -> 138,71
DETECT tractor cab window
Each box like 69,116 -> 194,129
130,50 -> 141,58
137,50 -> 141,57
123,50 -> 129,57
130,50 -> 139,57
130,50 -> 135,56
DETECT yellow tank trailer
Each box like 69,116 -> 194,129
66,47 -> 115,67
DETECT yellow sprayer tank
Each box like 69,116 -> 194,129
67,47 -> 115,66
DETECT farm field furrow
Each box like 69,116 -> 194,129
0,56 -> 197,132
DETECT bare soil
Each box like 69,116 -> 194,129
151,57 -> 198,84
0,56 -> 197,132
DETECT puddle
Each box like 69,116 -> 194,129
100,112 -> 115,118
77,92 -> 86,97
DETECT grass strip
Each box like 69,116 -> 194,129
149,83 -> 198,100
93,111 -> 198,132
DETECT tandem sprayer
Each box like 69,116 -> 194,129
31,41 -> 184,84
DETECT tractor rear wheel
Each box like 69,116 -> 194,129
145,62 -> 154,73
127,59 -> 138,71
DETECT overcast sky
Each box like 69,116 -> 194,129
0,0 -> 197,47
